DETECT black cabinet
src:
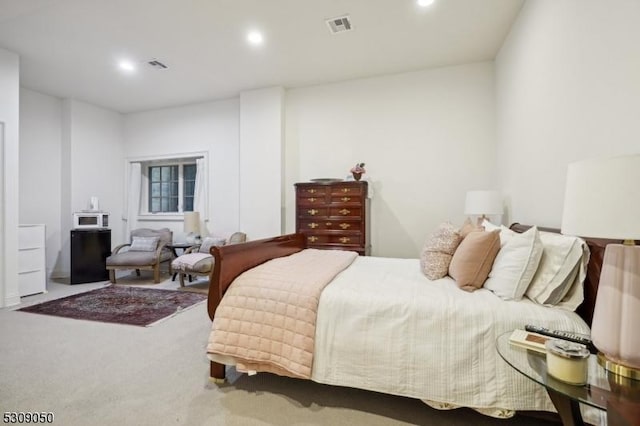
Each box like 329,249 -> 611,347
70,229 -> 111,284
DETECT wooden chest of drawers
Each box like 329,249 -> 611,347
295,181 -> 370,255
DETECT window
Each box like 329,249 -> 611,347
183,164 -> 196,211
146,161 -> 197,213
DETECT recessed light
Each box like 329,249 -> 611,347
417,0 -> 435,7
118,60 -> 136,73
247,31 -> 264,46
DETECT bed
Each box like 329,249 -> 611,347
204,223 -> 612,418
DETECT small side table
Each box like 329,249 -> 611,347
496,331 -> 640,426
167,243 -> 194,281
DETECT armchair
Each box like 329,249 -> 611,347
171,232 -> 247,287
106,228 -> 173,283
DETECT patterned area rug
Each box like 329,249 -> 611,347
18,285 -> 207,326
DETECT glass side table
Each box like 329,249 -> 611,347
496,331 -> 640,426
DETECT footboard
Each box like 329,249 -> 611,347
207,233 -> 306,320
207,233 -> 306,380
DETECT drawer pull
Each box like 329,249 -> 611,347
339,237 -> 351,244
308,236 -> 318,243
339,223 -> 351,229
326,222 -> 332,227
308,209 -> 318,216
308,223 -> 318,229
308,197 -> 317,202
341,197 -> 351,202
341,188 -> 350,193
339,209 -> 350,215
307,189 -> 317,194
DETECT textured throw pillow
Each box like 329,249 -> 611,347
199,237 -> 226,254
129,236 -> 159,252
448,230 -> 501,292
525,232 -> 587,307
483,226 -> 544,300
419,223 -> 463,280
459,218 -> 485,238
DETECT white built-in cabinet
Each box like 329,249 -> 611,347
18,224 -> 47,296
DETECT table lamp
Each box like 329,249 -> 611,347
183,211 -> 201,244
561,154 -> 640,380
464,190 -> 502,225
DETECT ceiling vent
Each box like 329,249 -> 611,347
147,59 -> 168,70
326,15 -> 352,34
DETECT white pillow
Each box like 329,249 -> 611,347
481,219 -> 500,232
484,226 -> 543,300
525,232 -> 588,308
481,220 -> 513,248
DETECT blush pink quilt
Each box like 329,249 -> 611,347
207,248 -> 358,379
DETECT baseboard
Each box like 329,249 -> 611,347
3,293 -> 21,307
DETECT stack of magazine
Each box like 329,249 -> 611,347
508,329 -> 550,354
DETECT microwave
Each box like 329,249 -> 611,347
73,212 -> 109,229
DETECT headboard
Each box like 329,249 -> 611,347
509,223 -> 619,327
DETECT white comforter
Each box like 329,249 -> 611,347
310,256 -> 590,413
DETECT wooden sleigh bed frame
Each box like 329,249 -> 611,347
206,223 -> 617,382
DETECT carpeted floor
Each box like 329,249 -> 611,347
18,285 -> 207,326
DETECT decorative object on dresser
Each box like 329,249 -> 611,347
295,180 -> 370,255
464,190 -> 502,225
561,154 -> 640,380
349,162 -> 366,181
18,224 -> 47,296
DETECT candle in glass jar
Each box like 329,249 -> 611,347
545,339 -> 590,385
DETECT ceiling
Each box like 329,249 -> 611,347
0,0 -> 524,113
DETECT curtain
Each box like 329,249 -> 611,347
124,162 -> 142,241
193,157 -> 207,234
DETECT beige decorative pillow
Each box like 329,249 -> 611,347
420,223 -> 462,280
449,230 -> 501,291
459,217 -> 485,238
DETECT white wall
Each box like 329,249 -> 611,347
0,48 -> 20,307
496,0 -> 640,227
285,62 -> 497,258
124,98 -> 240,239
239,87 -> 284,240
58,99 -> 124,276
19,88 -> 62,278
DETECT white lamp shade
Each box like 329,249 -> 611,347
464,190 -> 502,216
561,154 -> 640,239
183,211 -> 201,234
562,154 -> 640,376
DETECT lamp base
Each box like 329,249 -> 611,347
597,353 -> 640,381
476,214 -> 487,227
